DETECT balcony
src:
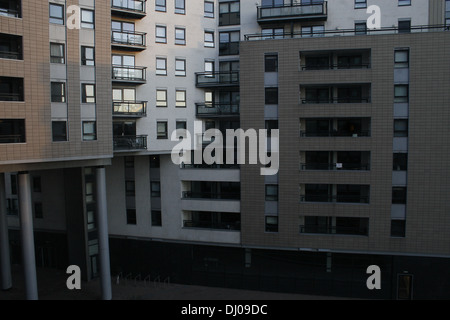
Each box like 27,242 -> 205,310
219,42 -> 240,56
113,135 -> 147,152
195,72 -> 239,88
113,101 -> 147,117
300,163 -> 370,171
111,30 -> 146,51
112,66 -> 147,84
257,1 -> 327,24
0,0 -> 21,18
111,0 -> 146,19
182,191 -> 240,201
181,163 -> 240,170
0,34 -> 22,60
300,130 -> 371,138
183,211 -> 241,231
299,223 -> 368,236
196,103 -> 239,118
300,194 -> 370,204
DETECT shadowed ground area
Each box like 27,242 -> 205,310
0,265 -> 353,300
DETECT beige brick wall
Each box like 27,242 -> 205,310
0,0 -> 112,169
240,32 -> 450,256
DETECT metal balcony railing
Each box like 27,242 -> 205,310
183,220 -> 241,231
113,135 -> 147,151
0,50 -> 22,60
111,30 -> 146,48
300,163 -> 370,171
300,195 -> 370,204
181,163 -> 240,170
113,101 -> 147,117
195,72 -> 239,87
257,1 -> 327,23
300,130 -> 371,138
299,225 -> 368,236
112,65 -> 147,82
0,93 -> 23,101
0,135 -> 25,144
196,103 -> 240,118
301,63 -> 371,70
182,191 -> 240,201
111,0 -> 146,13
301,97 -> 371,104
245,24 -> 450,41
0,7 -> 20,18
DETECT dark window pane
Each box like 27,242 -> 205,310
52,121 -> 67,142
265,87 -> 278,104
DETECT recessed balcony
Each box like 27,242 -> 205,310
112,65 -> 147,84
257,1 -> 327,24
196,103 -> 240,118
111,0 -> 146,19
113,101 -> 147,117
0,0 -> 21,18
113,135 -> 147,152
111,30 -> 146,51
195,72 -> 239,88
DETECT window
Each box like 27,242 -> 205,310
82,121 -> 97,141
156,25 -> 167,43
176,90 -> 186,107
355,22 -> 367,35
175,27 -> 186,45
204,1 -> 214,18
204,31 -> 215,48
10,174 -> 17,195
156,89 -> 167,107
394,120 -> 408,137
34,202 -> 43,219
81,46 -> 95,66
262,28 -> 284,40
395,50 -> 409,68
0,0 -> 21,18
205,60 -> 215,74
391,220 -> 406,237
265,216 -> 278,233
6,198 -> 18,215
49,3 -> 64,25
33,177 -> 42,193
51,82 -> 66,103
393,153 -> 408,171
398,0 -> 411,6
150,155 -> 160,168
0,77 -> 24,101
265,185 -> 279,201
126,209 -> 137,225
0,119 -> 25,143
446,0 -> 450,25
157,121 -> 168,139
219,1 -> 240,26
265,88 -> 278,105
176,121 -> 187,130
50,43 -> 65,64
392,187 -> 407,204
156,57 -> 167,75
151,181 -> 161,197
155,0 -> 166,12
302,25 -> 325,38
265,55 -> 278,72
0,33 -> 23,60
175,0 -> 185,14
152,210 -> 162,227
175,58 -> 186,76
82,84 -> 96,103
124,156 -> 135,168
219,31 -> 240,56
125,180 -> 135,196
394,85 -> 409,103
52,121 -> 67,142
355,0 -> 367,8
265,120 -> 278,137
81,9 -> 94,29
398,20 -> 411,33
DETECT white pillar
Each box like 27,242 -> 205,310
0,173 -> 12,290
18,172 -> 38,300
95,167 -> 112,300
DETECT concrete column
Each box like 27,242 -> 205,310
0,173 -> 12,290
95,167 -> 112,300
18,172 -> 38,300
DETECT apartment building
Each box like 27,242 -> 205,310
1,0 -> 450,300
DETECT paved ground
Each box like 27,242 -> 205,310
0,265 -> 351,300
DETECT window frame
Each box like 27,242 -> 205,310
155,25 -> 167,43
156,89 -> 168,107
157,121 -> 168,140
175,58 -> 186,77
175,0 -> 186,14
155,0 -> 166,12
82,121 -> 97,141
176,90 -> 187,108
51,82 -> 66,103
50,42 -> 65,64
81,46 -> 95,66
175,27 -> 186,45
52,121 -> 68,142
81,9 -> 95,29
204,31 -> 215,48
82,84 -> 96,103
49,3 -> 65,25
204,1 -> 214,18
156,57 -> 167,76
